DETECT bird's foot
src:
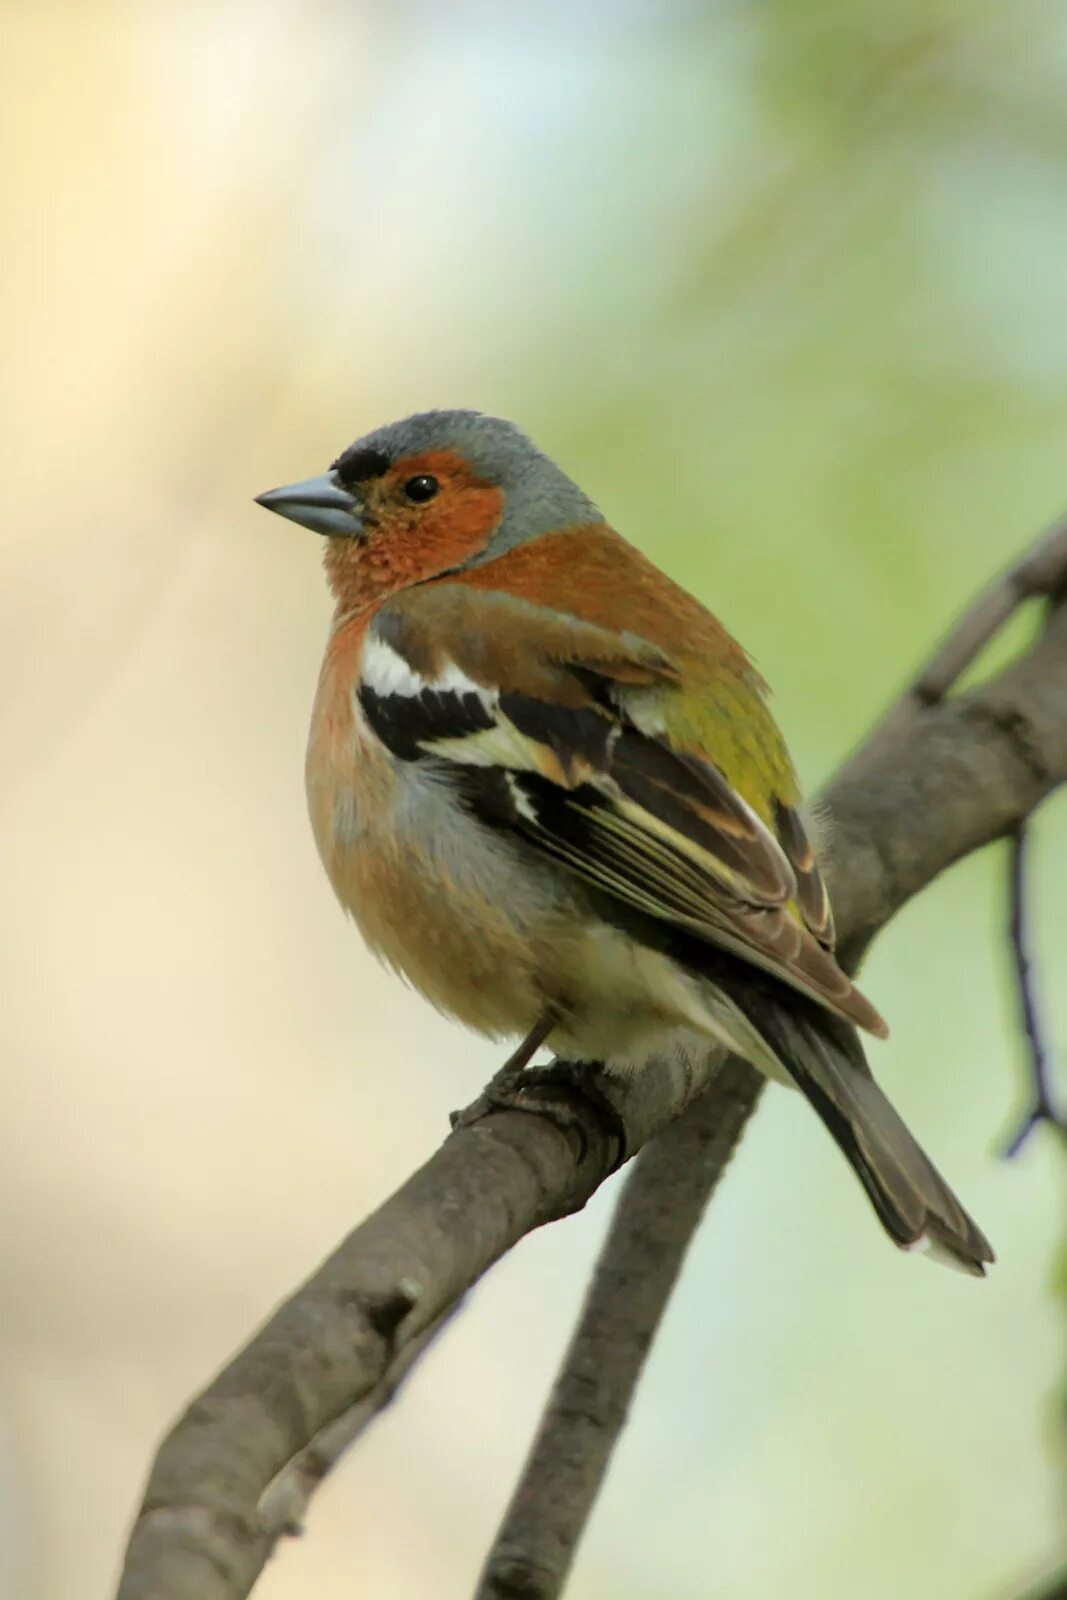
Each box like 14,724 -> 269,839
449,1013 -> 557,1131
451,1059 -> 629,1171
449,1056 -> 536,1130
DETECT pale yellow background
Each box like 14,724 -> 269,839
2,4 -> 1065,1598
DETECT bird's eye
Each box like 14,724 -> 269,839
403,474 -> 440,504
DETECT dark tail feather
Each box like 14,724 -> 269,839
758,1001 -> 995,1275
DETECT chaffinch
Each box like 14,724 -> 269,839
256,409 -> 993,1274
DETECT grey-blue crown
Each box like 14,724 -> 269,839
344,409 -> 605,561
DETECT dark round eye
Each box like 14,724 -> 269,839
403,474 -> 440,504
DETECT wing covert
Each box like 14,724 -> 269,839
357,587 -> 885,1037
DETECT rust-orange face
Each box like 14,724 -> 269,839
257,445 -> 503,608
348,446 -> 504,565
256,409 -> 605,610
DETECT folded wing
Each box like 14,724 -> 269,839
358,585 -> 886,1037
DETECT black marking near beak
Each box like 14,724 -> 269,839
254,473 -> 367,539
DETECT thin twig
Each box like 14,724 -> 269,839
908,517 -> 1067,705
476,522 -> 1067,1598
474,1059 -> 761,1600
845,514 -> 1067,777
257,1303 -> 462,1540
1002,822 -> 1067,1157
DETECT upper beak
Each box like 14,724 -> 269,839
254,473 -> 366,539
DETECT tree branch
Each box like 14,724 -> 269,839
115,528 -> 1067,1600
256,1302 -> 462,1542
1001,821 -> 1067,1155
844,515 -> 1067,767
473,1059 -> 762,1600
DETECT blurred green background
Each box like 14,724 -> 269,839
2,2 -> 1066,1596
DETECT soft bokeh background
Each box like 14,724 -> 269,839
3,2 -> 1066,1597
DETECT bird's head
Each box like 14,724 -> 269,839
255,409 -> 604,607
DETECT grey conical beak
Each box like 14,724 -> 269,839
254,473 -> 366,539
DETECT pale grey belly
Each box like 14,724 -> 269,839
339,758 -> 774,1074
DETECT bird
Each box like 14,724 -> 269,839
255,408 -> 994,1275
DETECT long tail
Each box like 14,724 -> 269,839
751,996 -> 995,1275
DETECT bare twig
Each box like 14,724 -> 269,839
844,514 -> 1067,776
474,1059 -> 761,1600
476,525 -> 1067,1597
1002,822 -> 1067,1156
115,534 -> 1067,1600
257,1302 -> 462,1541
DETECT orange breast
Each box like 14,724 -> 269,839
306,612 -> 387,883
303,608 -> 561,1036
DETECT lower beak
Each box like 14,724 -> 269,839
254,473 -> 366,539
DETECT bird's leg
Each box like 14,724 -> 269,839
488,1012 -> 558,1096
450,1012 -> 556,1129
